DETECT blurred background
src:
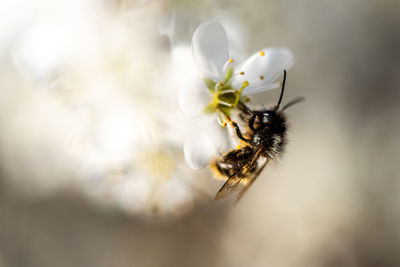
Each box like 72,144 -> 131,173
0,0 -> 399,266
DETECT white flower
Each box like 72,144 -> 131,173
179,20 -> 296,169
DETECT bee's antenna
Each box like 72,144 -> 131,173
282,97 -> 305,110
275,70 -> 287,110
238,102 -> 252,115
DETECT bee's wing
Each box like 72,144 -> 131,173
214,146 -> 268,201
234,155 -> 268,204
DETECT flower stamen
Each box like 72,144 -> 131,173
222,58 -> 235,77
218,100 -> 233,107
217,89 -> 236,95
216,110 -> 228,127
233,81 -> 249,107
216,115 -> 224,126
214,82 -> 225,93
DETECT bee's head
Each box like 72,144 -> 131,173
257,109 -> 284,126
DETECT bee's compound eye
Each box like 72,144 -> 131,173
262,114 -> 270,124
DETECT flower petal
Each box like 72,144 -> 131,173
232,47 -> 295,93
184,131 -> 216,169
192,20 -> 229,81
178,74 -> 211,116
243,82 -> 281,95
183,117 -> 232,169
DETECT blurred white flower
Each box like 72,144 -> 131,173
0,0 -> 216,218
179,20 -> 295,169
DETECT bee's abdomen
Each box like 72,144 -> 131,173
210,146 -> 254,179
214,161 -> 237,177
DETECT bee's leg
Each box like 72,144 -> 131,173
239,112 -> 247,121
238,102 -> 256,130
225,115 -> 251,143
249,114 -> 256,131
232,121 -> 249,143
238,102 -> 252,115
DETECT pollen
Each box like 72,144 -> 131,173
236,145 -> 241,150
260,75 -> 264,80
239,71 -> 245,75
259,51 -> 265,56
228,58 -> 234,63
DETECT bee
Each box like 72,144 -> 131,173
211,70 -> 304,203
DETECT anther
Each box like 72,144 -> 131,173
222,122 -> 227,128
260,76 -> 264,80
236,145 -> 241,150
218,82 -> 224,87
239,71 -> 245,75
228,58 -> 234,63
259,51 -> 265,56
242,81 -> 249,87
